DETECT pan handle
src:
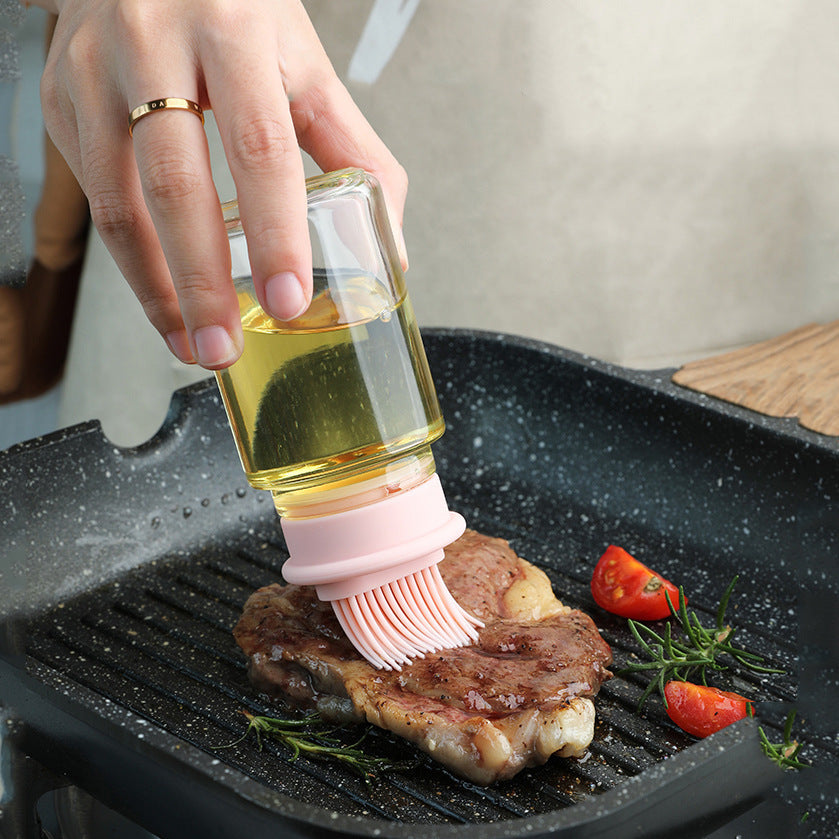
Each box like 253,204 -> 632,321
0,711 -> 69,839
671,320 -> 839,436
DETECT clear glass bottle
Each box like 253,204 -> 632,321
217,169 -> 442,517
215,169 -> 480,669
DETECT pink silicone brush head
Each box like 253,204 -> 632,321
281,474 -> 483,670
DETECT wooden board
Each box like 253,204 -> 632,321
672,321 -> 839,436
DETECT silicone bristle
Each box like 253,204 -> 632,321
330,567 -> 483,671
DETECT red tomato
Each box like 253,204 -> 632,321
590,545 -> 683,620
664,681 -> 753,738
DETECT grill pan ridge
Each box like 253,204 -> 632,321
1,329 -> 837,839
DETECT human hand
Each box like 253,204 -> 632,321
38,0 -> 408,369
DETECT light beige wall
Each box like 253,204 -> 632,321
306,0 -> 839,368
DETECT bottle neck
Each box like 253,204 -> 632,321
271,445 -> 437,519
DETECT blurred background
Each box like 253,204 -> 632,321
3,0 -> 839,450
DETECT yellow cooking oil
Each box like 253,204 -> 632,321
214,272 -> 445,517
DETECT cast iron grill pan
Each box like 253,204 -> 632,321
2,329 -> 837,838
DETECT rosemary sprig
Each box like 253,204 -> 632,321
756,710 -> 809,771
225,710 -> 418,780
619,576 -> 785,709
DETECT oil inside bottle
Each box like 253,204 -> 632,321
215,270 -> 445,517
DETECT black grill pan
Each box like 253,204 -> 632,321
1,329 -> 837,839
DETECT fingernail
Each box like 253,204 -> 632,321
165,330 -> 196,364
192,325 -> 239,369
265,272 -> 308,320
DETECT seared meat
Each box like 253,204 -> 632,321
234,529 -> 612,783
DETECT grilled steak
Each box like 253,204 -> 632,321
234,529 -> 613,783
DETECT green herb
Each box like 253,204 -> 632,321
619,576 -> 785,709
224,710 -> 418,780
757,710 -> 809,771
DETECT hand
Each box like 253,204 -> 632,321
38,0 -> 408,369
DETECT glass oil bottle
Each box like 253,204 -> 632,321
215,169 -> 481,670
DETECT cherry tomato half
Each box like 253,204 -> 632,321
664,680 -> 754,738
590,545 -> 683,620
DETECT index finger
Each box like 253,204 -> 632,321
202,37 -> 312,323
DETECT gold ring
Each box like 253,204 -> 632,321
128,98 -> 204,136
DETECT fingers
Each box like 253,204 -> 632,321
86,121 -> 205,365
42,16 -> 199,365
130,108 -> 243,368
113,5 -> 246,369
52,5 -> 244,369
200,21 -> 312,322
